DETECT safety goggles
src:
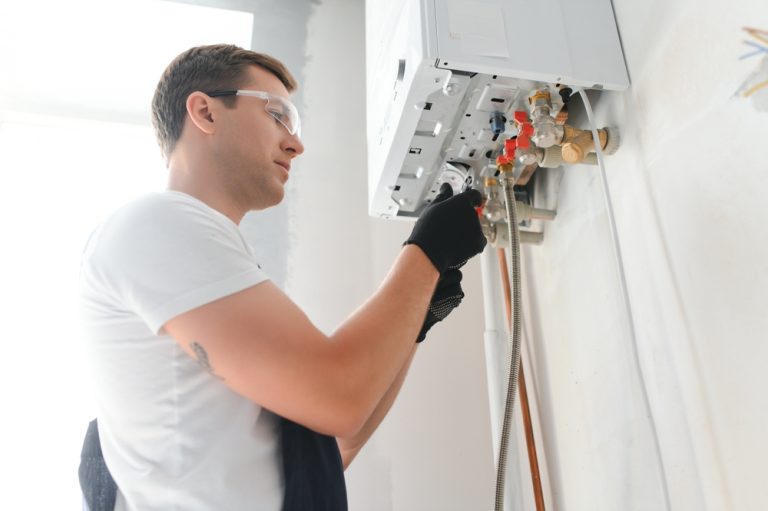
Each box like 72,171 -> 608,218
206,89 -> 301,137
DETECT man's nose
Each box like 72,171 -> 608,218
284,133 -> 304,157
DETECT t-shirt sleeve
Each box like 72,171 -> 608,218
84,195 -> 268,335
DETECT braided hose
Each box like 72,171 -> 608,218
494,173 -> 523,511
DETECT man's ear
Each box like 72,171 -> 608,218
186,91 -> 216,135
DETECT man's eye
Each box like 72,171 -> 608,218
269,110 -> 285,122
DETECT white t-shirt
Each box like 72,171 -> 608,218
79,191 -> 283,511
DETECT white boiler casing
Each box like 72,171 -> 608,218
366,0 -> 629,219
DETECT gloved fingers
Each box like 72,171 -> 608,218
440,283 -> 464,302
433,275 -> 464,305
458,188 -> 483,207
432,182 -> 454,204
404,183 -> 486,274
434,186 -> 482,209
435,268 -> 463,292
417,269 -> 465,343
429,289 -> 464,320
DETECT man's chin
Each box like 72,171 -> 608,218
255,186 -> 285,210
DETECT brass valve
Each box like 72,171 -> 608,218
560,125 -> 611,164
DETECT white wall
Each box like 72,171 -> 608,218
520,1 -> 768,509
288,0 -> 495,509
294,0 -> 768,510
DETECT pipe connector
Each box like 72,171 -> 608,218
529,89 -> 559,148
531,107 -> 559,148
560,125 -> 619,164
535,145 -> 598,168
515,202 -> 557,222
482,219 -> 544,247
483,177 -> 505,222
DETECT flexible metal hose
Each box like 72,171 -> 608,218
494,173 -> 523,511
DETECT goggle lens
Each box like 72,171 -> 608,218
205,89 -> 301,137
265,95 -> 301,137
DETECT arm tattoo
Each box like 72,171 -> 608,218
190,341 -> 224,380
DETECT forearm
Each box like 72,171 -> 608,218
327,245 -> 437,435
337,344 -> 417,469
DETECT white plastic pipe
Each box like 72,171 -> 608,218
480,246 -> 510,458
480,247 -> 526,511
575,86 -> 671,510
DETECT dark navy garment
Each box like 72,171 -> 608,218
79,420 -> 117,511
79,417 -> 347,511
280,417 -> 347,511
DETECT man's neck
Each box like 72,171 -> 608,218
167,159 -> 245,225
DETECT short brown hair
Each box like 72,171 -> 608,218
151,44 -> 297,164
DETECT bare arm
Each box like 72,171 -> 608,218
337,344 -> 417,469
164,245 -> 438,438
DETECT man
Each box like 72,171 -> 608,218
79,44 -> 485,510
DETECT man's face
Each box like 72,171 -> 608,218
212,65 -> 304,210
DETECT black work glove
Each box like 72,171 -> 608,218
416,267 -> 465,343
404,183 -> 486,274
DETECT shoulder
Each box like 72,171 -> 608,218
91,192 -> 236,250
108,191 -> 223,230
80,192 -> 265,328
81,192 -> 246,280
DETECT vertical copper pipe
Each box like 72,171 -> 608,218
497,249 -> 546,511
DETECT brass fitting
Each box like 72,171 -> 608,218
497,162 -> 515,175
560,125 -> 609,164
528,89 -> 551,108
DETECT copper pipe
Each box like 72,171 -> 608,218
497,248 -> 546,511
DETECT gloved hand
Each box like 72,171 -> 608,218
416,267 -> 465,343
404,183 -> 486,274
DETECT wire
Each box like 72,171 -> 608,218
739,40 -> 768,60
739,27 -> 768,60
574,87 -> 672,511
744,26 -> 768,46
742,80 -> 768,98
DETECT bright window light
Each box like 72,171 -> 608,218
0,115 -> 166,508
0,1 -> 255,507
0,0 -> 254,123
